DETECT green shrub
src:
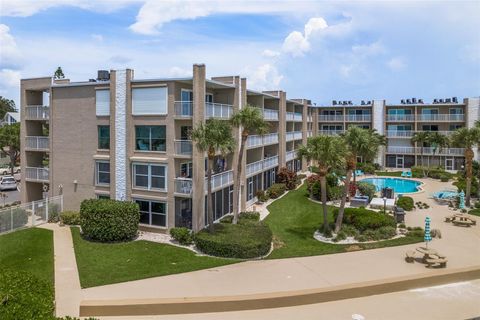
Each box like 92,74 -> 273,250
377,226 -> 397,239
60,211 -> 81,225
469,208 -> 480,217
266,183 -> 286,199
170,227 -> 193,245
194,222 -> 272,259
357,162 -> 376,174
256,190 -> 269,202
276,167 -> 298,190
333,231 -> 346,242
357,182 -> 376,200
454,176 -> 479,196
396,196 -> 414,211
398,223 -> 406,229
333,207 -> 396,232
362,229 -> 380,241
80,199 -> 140,242
440,175 -> 450,182
297,174 -> 306,180
328,185 -> 343,201
355,234 -> 368,242
340,225 -> 359,237
239,211 -> 260,222
475,202 -> 480,209
0,207 -> 28,233
48,203 -> 61,223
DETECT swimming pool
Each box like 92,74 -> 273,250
360,177 -> 422,194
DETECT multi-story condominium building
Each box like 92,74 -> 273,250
20,64 -> 479,231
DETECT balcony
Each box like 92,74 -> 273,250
262,108 -> 279,121
417,130 -> 456,136
286,112 -> 303,122
345,114 -> 371,122
174,101 -> 193,118
263,155 -> 279,169
286,150 -> 297,161
25,167 -> 49,182
174,140 -> 192,156
246,159 -> 264,176
174,178 -> 193,195
386,114 -> 415,122
307,115 -> 313,122
318,130 -> 344,136
386,146 -> 465,155
286,131 -> 302,141
307,130 -> 313,137
25,106 -> 49,120
205,102 -> 233,119
246,135 -> 263,149
318,115 -> 344,122
386,131 -> 415,138
417,114 -> 465,122
263,133 -> 279,145
205,170 -> 233,191
25,136 -> 49,151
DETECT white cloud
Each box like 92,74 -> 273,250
0,24 -> 22,68
0,69 -> 21,96
387,57 -> 406,71
243,64 -> 283,91
91,34 -> 103,42
352,41 -> 386,57
109,55 -> 131,64
262,49 -> 280,58
167,66 -> 191,78
282,17 -> 328,57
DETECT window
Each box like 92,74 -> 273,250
449,108 -> 464,115
96,89 -> 110,116
98,126 -> 110,149
132,163 -> 167,190
96,161 -> 110,185
96,194 -> 110,199
132,87 -> 168,115
135,199 -> 167,227
135,126 -> 166,151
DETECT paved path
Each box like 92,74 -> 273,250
40,223 -> 81,317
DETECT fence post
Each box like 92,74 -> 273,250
32,203 -> 35,227
60,195 -> 64,212
10,207 -> 13,231
45,197 -> 49,223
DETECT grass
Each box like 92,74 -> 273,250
71,227 -> 238,288
264,184 -> 423,259
0,228 -> 54,284
375,171 -> 402,177
469,208 -> 480,217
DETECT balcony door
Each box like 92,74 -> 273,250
180,89 -> 193,116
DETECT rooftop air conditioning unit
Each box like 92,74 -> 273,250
406,99 -> 412,104
419,99 -> 424,104
97,70 -> 110,81
361,100 -> 365,105
452,97 -> 458,103
412,98 -> 417,103
332,100 -> 337,105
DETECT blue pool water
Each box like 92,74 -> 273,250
360,177 -> 422,194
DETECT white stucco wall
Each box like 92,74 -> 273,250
115,70 -> 127,200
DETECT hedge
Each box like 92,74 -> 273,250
169,227 -> 193,245
60,211 -> 81,225
266,183 -> 286,199
396,196 -> 414,211
194,222 -> 272,259
80,199 -> 140,242
333,207 -> 396,232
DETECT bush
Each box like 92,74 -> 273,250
256,190 -> 268,203
440,175 -> 450,182
333,207 -> 396,232
328,185 -> 343,201
340,224 -> 359,237
239,211 -> 260,222
297,174 -> 306,180
333,231 -> 346,242
454,176 -> 479,197
377,226 -> 397,239
398,223 -> 406,229
469,208 -> 480,216
355,234 -> 368,242
60,211 -> 81,225
80,199 -> 140,242
266,183 -> 286,199
357,182 -> 376,200
396,196 -> 414,211
357,162 -> 376,174
276,167 -> 298,190
194,222 -> 272,259
170,227 -> 193,245
0,207 -> 28,233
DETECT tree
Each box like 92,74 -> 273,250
54,67 -> 65,79
0,123 -> 20,175
411,131 -> 431,176
298,135 -> 346,234
0,96 -> 17,119
428,132 -> 450,169
230,105 -> 269,224
190,119 -> 235,233
451,127 -> 480,206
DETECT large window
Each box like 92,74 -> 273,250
98,125 -> 110,149
135,126 -> 166,151
132,87 -> 168,115
132,163 -> 167,191
96,89 -> 110,116
95,161 -> 110,185
135,199 -> 167,227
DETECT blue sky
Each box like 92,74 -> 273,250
0,0 -> 479,107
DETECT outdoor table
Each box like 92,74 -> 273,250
416,247 -> 438,262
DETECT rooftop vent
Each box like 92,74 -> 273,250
97,70 -> 110,81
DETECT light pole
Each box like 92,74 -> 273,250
383,196 -> 387,213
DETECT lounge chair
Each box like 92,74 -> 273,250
370,197 -> 395,210
401,170 -> 412,178
354,169 -> 364,177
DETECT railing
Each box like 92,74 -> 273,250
417,114 -> 465,122
246,159 -> 264,176
205,170 -> 233,191
417,130 -> 455,136
386,114 -> 415,121
294,112 -> 303,121
286,131 -> 302,141
318,114 -> 344,122
263,108 -> 279,121
25,167 -> 49,182
386,146 -> 416,154
386,146 -> 465,155
345,114 -> 371,122
247,135 -> 263,149
205,102 -> 233,119
307,130 -> 313,137
174,178 -> 193,195
263,133 -> 279,145
307,115 -> 313,122
263,155 -> 279,169
286,150 -> 297,161
25,106 -> 49,120
318,130 -> 344,136
25,136 -> 49,150
286,112 -> 295,121
386,131 -> 415,138
174,101 -> 193,117
174,140 -> 192,155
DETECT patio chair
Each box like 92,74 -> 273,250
354,169 -> 364,177
401,170 -> 412,178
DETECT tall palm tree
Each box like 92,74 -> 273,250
334,127 -> 384,233
230,105 -> 270,224
411,131 -> 431,176
428,132 -> 450,169
191,119 -> 235,233
298,135 -> 346,234
451,127 -> 480,206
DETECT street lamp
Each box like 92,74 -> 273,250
383,196 -> 387,213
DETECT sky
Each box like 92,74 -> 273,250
0,0 -> 479,107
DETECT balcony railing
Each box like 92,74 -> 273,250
25,136 -> 49,150
174,101 -> 193,117
286,112 -> 303,122
286,150 -> 297,161
318,115 -> 344,122
174,140 -> 192,156
205,102 -> 233,119
286,131 -> 302,141
263,133 -> 279,145
174,178 -> 193,195
386,131 -> 415,138
247,135 -> 263,149
318,130 -> 344,136
386,146 -> 465,155
263,108 -> 279,121
25,106 -> 49,120
25,167 -> 49,182
263,155 -> 279,169
307,115 -> 313,122
345,114 -> 371,122
417,114 -> 465,122
417,130 -> 456,136
386,114 -> 415,121
205,170 -> 233,191
246,159 -> 264,176
307,130 -> 313,137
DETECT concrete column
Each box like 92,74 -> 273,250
301,100 -> 308,171
313,106 -> 319,136
466,97 -> 480,161
192,64 -> 206,232
239,78 -> 247,212
278,91 -> 287,167
372,99 -> 385,166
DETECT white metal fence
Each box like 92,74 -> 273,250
0,196 -> 63,235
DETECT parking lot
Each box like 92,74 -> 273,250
0,173 -> 21,205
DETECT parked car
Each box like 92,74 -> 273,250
0,176 -> 17,191
0,166 -> 20,175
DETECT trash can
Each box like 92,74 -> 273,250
394,207 -> 405,223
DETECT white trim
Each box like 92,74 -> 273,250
115,70 -> 127,200
131,162 -> 168,191
95,160 -> 110,186
133,198 -> 168,228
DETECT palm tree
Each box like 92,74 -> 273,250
230,105 -> 270,224
334,127 -> 384,233
451,127 -> 480,206
191,119 -> 235,232
298,135 -> 346,234
411,131 -> 431,176
428,132 -> 450,169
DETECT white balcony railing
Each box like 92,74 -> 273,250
263,155 -> 279,169
247,135 -> 263,149
417,130 -> 456,136
318,115 -> 344,122
318,130 -> 344,136
205,102 -> 233,119
307,130 -> 313,137
386,131 -> 415,138
286,131 -> 302,141
417,114 -> 465,122
263,108 -> 279,121
205,170 -> 233,191
25,136 -> 49,150
286,150 -> 297,161
286,112 -> 295,121
174,101 -> 193,117
25,106 -> 49,120
246,159 -> 264,176
294,112 -> 303,121
307,115 -> 313,122
386,114 -> 415,121
386,146 -> 416,154
174,178 -> 193,195
174,140 -> 192,155
263,133 -> 279,145
345,114 -> 371,122
25,167 -> 49,182
386,146 -> 465,155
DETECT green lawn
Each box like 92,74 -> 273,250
375,171 -> 402,177
0,228 -> 54,284
264,184 -> 423,259
469,208 -> 480,217
71,227 -> 238,288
